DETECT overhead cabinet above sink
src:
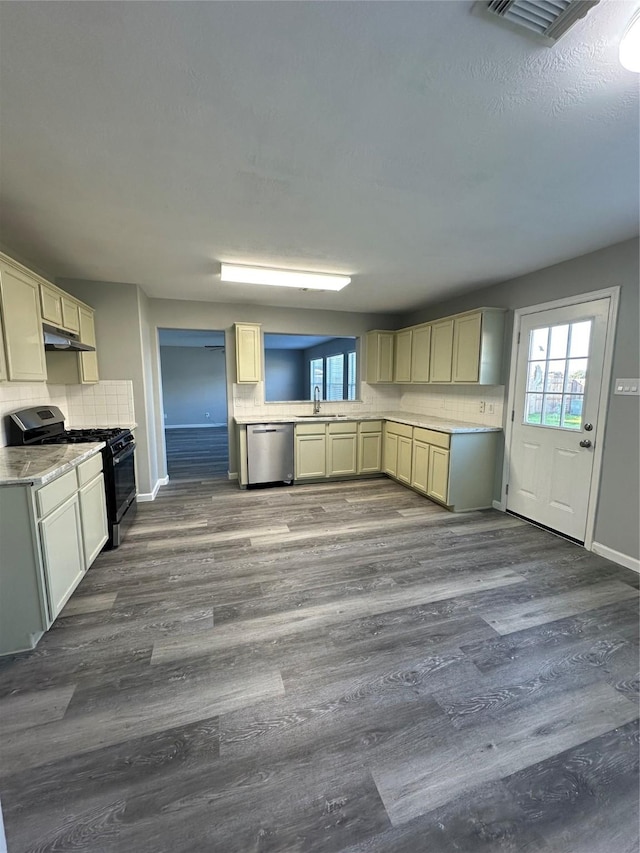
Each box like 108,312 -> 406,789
366,308 -> 505,386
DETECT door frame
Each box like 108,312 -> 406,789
500,286 -> 620,550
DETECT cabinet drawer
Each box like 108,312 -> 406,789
327,421 -> 357,434
36,469 -> 78,518
413,427 -> 450,449
359,420 -> 382,433
385,421 -> 413,439
77,452 -> 103,486
295,422 -> 326,436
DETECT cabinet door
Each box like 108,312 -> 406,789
40,284 -> 63,326
295,434 -> 326,479
61,296 -> 80,332
328,433 -> 358,476
430,319 -> 454,383
453,312 -> 482,383
79,307 -> 99,383
79,473 -> 108,567
235,323 -> 262,383
411,440 -> 430,494
358,431 -> 382,474
411,324 -> 431,383
39,494 -> 85,620
427,446 -> 450,504
0,264 -> 47,381
383,430 -> 398,477
366,331 -> 395,383
397,435 -> 413,485
394,329 -> 412,383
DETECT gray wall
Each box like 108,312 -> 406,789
160,346 -> 227,425
264,349 -> 306,402
402,237 -> 640,560
59,278 -> 157,497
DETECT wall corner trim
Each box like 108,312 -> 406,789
591,541 -> 640,574
136,476 -> 169,502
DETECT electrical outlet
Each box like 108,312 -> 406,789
479,401 -> 486,413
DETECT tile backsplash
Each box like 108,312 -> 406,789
0,380 -> 135,446
231,380 -> 505,427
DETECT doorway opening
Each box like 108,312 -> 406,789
158,328 -> 229,481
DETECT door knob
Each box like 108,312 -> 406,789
579,439 -> 592,448
584,423 -> 593,431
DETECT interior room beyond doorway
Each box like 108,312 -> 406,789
159,328 -> 229,481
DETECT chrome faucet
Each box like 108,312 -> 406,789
313,385 -> 321,414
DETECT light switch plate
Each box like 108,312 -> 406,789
614,379 -> 640,396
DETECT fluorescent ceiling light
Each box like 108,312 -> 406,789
620,9 -> 640,72
220,264 -> 351,291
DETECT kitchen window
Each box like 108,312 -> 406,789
309,349 -> 356,401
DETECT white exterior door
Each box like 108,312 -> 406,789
507,297 -> 610,542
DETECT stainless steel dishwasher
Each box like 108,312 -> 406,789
246,423 -> 294,485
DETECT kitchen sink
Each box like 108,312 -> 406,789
297,414 -> 346,418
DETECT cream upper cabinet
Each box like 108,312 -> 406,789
452,312 -> 482,383
394,329 -> 413,383
235,323 -> 262,383
0,262 -> 47,382
61,296 -> 80,333
410,324 -> 431,383
79,307 -> 99,383
365,330 -> 395,383
40,283 -> 63,327
429,318 -> 454,383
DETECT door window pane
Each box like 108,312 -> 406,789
569,321 -> 591,358
529,327 -> 549,360
523,320 -> 592,431
549,324 -> 569,359
525,393 -> 544,424
542,394 -> 563,427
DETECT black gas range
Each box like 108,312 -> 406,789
8,406 -> 137,548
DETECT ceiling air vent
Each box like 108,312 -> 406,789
475,0 -> 600,44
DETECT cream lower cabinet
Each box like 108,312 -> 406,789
427,446 -> 451,504
40,494 -> 85,620
295,424 -> 327,479
327,422 -> 358,476
77,454 -> 109,565
0,261 -> 47,381
358,421 -> 382,474
0,315 -> 7,381
383,422 -> 413,481
0,451 -> 108,656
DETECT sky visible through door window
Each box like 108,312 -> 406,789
524,320 -> 591,430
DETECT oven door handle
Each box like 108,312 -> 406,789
113,445 -> 135,465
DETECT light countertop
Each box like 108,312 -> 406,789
234,411 -> 501,434
0,443 -> 105,487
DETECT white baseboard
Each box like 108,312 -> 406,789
136,476 -> 169,502
591,541 -> 640,573
492,500 -> 506,511
165,423 -> 226,429
227,471 -> 238,481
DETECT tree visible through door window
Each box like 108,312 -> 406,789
524,321 -> 591,430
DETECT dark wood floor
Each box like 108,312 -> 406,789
1,476 -> 638,853
165,426 -> 229,481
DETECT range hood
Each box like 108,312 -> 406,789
43,322 -> 96,352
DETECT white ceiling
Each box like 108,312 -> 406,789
0,1 -> 638,314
